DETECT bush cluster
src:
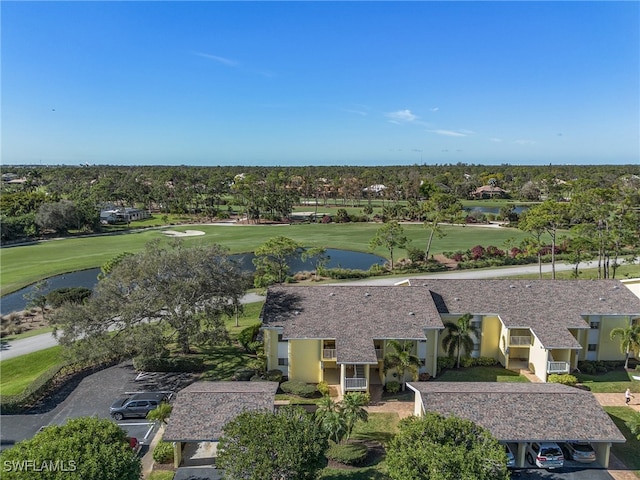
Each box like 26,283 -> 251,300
325,442 -> 368,466
385,381 -> 400,394
250,369 -> 283,383
577,360 -> 625,375
323,268 -> 371,280
280,380 -> 317,397
133,355 -> 205,372
548,374 -> 578,386
152,441 -> 174,464
437,355 -> 497,373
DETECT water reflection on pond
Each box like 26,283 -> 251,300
0,248 -> 386,315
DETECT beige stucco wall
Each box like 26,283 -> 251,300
480,315 -> 501,359
289,339 -> 322,383
528,334 -> 549,382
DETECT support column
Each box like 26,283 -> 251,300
340,364 -> 346,396
365,364 -> 370,393
173,442 -> 182,469
516,443 -> 527,468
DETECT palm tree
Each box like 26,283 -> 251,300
441,313 -> 478,368
341,392 -> 369,441
315,396 -> 346,444
610,323 -> 640,369
383,340 -> 422,391
146,402 -> 172,425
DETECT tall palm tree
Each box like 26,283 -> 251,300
341,392 -> 369,442
441,313 -> 479,368
383,340 -> 422,391
610,323 -> 640,369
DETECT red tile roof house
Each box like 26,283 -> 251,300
260,280 -> 640,393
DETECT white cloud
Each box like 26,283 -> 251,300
490,138 -> 503,143
430,107 -> 439,112
193,52 -> 239,67
429,129 -> 468,137
514,139 -> 536,145
386,109 -> 418,124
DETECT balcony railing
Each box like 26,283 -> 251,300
509,336 -> 532,346
323,348 -> 337,359
547,361 -> 570,374
375,348 -> 383,360
345,377 -> 367,390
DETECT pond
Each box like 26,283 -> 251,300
464,205 -> 529,215
0,248 -> 386,315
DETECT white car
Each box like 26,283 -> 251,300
526,442 -> 564,469
563,442 -> 596,463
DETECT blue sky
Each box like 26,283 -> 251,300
2,1 -> 638,166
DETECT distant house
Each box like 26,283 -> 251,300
99,207 -> 149,224
470,185 -> 507,199
260,279 -> 640,393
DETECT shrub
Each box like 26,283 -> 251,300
317,381 -> 330,396
437,356 -> 456,370
475,356 -> 498,366
461,357 -> 475,368
232,367 -> 258,381
153,441 -> 174,464
265,369 -> 284,383
385,381 -> 400,394
280,380 -> 317,398
238,323 -> 262,353
548,374 -> 578,386
324,268 -> 370,280
578,361 -> 596,375
133,355 -> 204,372
418,372 -> 431,381
325,442 -> 368,466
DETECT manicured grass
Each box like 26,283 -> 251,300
604,407 -> 640,473
0,346 -> 63,396
351,412 -> 400,444
0,222 -> 533,294
225,300 -> 264,340
574,369 -> 640,394
509,263 -> 640,281
434,365 -> 529,382
197,345 -> 255,381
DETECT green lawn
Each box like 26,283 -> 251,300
1,222 -> 533,294
604,407 -> 640,474
434,365 -> 529,382
0,346 -> 63,396
574,369 -> 640,393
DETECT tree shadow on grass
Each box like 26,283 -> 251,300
197,345 -> 253,381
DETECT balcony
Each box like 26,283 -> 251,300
509,335 -> 532,346
323,348 -> 336,359
345,377 -> 367,390
547,361 -> 570,374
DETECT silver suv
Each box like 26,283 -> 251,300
110,392 -> 171,421
526,442 -> 564,469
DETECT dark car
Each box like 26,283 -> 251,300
110,392 -> 170,421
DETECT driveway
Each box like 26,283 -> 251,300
513,466 -> 613,479
0,362 -> 195,450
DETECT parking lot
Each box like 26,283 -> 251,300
0,362 -> 195,450
512,466 -> 613,480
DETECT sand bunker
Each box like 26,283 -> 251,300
162,229 -> 206,237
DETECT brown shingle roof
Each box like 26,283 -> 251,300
261,286 -> 444,363
407,382 -> 625,443
418,279 -> 640,348
163,381 -> 279,442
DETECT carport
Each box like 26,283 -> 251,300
162,381 -> 279,469
406,382 -> 625,468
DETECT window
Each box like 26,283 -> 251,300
278,358 -> 288,366
277,334 -> 284,342
590,322 -> 599,329
588,344 -> 597,352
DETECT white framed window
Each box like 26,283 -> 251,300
587,344 -> 597,352
278,358 -> 288,366
589,322 -> 599,329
